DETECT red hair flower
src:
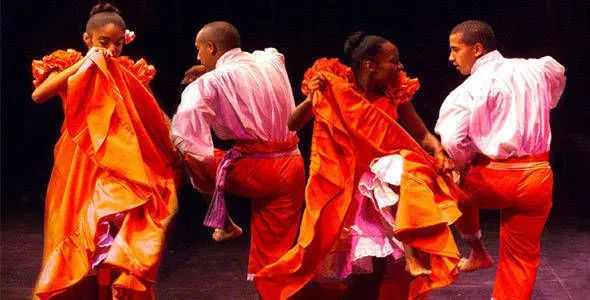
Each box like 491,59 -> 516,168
124,30 -> 136,45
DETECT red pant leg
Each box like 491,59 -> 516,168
227,155 -> 305,277
457,161 -> 553,300
492,168 -> 552,300
184,151 -> 305,277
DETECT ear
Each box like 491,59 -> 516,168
207,41 -> 218,56
364,60 -> 375,73
83,32 -> 91,47
473,42 -> 485,58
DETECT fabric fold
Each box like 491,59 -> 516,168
32,50 -> 178,300
255,69 -> 461,300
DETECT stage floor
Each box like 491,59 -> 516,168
2,205 -> 588,299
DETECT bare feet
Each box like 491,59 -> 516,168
404,244 -> 432,277
212,219 -> 243,242
459,237 -> 494,272
458,250 -> 493,272
405,257 -> 433,277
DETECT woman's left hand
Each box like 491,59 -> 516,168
307,73 -> 328,93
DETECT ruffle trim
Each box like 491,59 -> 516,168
385,71 -> 420,106
301,58 -> 353,95
302,58 -> 420,106
32,49 -> 83,87
116,56 -> 156,85
32,49 -> 157,86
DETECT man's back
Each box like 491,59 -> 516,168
173,48 -> 297,159
437,51 -> 566,161
439,21 -> 561,300
203,48 -> 296,142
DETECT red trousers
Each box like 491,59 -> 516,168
456,153 -> 553,299
185,144 -> 305,277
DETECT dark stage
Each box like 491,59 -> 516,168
2,0 -> 590,299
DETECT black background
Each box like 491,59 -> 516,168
2,0 -> 589,228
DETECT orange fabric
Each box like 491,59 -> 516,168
32,49 -> 83,87
471,152 -> 549,167
456,154 -> 552,300
183,137 -> 300,195
32,50 -> 178,299
184,141 -> 305,275
301,58 -> 420,120
255,71 -> 461,300
32,49 -> 156,87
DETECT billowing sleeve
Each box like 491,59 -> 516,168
538,56 -> 566,108
31,49 -> 83,87
171,75 -> 218,161
435,88 -> 476,169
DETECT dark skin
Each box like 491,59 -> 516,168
178,24 -> 244,242
31,23 -> 124,103
289,41 -> 454,173
32,22 -> 163,106
290,41 -> 454,279
180,23 -> 233,85
181,64 -> 207,85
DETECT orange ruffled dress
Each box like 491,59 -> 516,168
255,58 -> 461,299
31,49 -> 178,299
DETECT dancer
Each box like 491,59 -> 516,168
255,31 -> 462,300
171,21 -> 305,281
31,3 -> 178,299
435,20 -> 566,299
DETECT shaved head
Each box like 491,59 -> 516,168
197,21 -> 241,52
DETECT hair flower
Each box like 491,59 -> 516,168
124,29 -> 136,45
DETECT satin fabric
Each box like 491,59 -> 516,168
255,67 -> 462,299
32,50 -> 178,299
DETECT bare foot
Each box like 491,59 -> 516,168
212,221 -> 243,242
405,257 -> 433,277
404,244 -> 432,277
458,250 -> 493,272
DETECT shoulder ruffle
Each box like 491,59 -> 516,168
116,56 -> 157,85
32,49 -> 83,86
302,58 -> 353,95
385,71 -> 420,105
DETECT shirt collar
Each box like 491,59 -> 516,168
215,48 -> 244,68
471,50 -> 503,74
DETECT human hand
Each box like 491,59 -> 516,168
307,73 -> 328,94
181,65 -> 208,85
85,46 -> 113,59
434,148 -> 455,174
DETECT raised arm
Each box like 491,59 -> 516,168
288,96 -> 313,131
31,47 -> 112,104
288,73 -> 327,131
